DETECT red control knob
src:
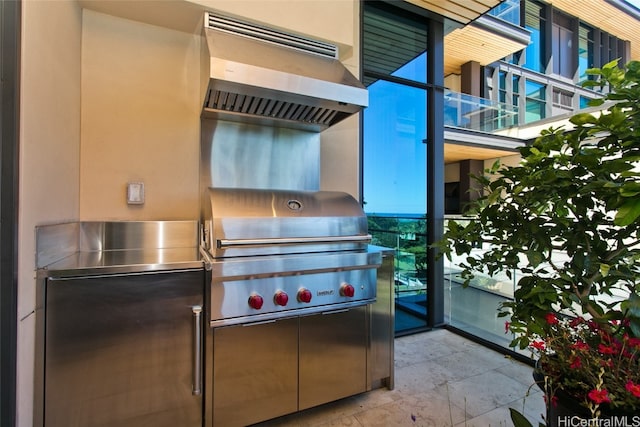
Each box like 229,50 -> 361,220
340,283 -> 355,297
248,294 -> 264,310
297,288 -> 313,303
274,291 -> 289,306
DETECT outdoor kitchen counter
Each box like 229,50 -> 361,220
35,220 -> 203,278
39,247 -> 204,278
34,221 -> 206,427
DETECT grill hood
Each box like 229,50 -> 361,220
202,12 -> 368,132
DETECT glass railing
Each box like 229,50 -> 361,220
367,214 -> 538,350
442,216 -> 520,350
444,90 -> 519,132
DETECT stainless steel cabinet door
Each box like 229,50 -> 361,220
212,318 -> 298,427
299,307 -> 368,410
44,269 -> 204,427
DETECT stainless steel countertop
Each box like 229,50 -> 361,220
36,221 -> 204,277
40,247 -> 203,278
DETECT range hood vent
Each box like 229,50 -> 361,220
203,12 -> 368,132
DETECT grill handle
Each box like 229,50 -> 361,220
218,234 -> 372,248
191,305 -> 203,396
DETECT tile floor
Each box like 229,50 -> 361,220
255,328 -> 546,426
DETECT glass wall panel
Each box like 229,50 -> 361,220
525,80 -> 546,123
363,82 -> 428,333
368,215 -> 428,331
523,0 -> 546,73
579,24 -> 594,83
363,83 -> 427,215
362,2 -> 427,86
552,24 -> 573,78
363,1 -> 430,334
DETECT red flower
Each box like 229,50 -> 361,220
569,356 -> 582,369
598,344 -> 616,355
569,316 -> 585,328
570,340 -> 589,351
628,337 -> 640,349
588,389 -> 611,404
531,340 -> 546,351
544,394 -> 559,408
601,359 -> 614,368
545,313 -> 559,325
626,381 -> 640,398
504,321 -> 510,334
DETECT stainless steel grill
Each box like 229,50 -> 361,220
201,187 -> 381,327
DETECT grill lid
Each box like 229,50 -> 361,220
202,12 -> 368,132
202,187 -> 370,257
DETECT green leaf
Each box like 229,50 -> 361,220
487,187 -> 503,205
569,113 -> 597,126
614,199 -> 640,226
526,250 -> 544,268
599,263 -> 610,277
602,58 -> 621,70
621,292 -> 640,318
509,408 -> 534,427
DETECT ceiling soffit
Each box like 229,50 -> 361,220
404,0 -> 504,24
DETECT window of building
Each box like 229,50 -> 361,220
525,80 -> 546,122
498,70 -> 507,104
552,12 -> 574,78
552,88 -> 573,111
578,23 -> 594,83
496,70 -> 520,127
488,0 -> 520,24
523,0 -> 547,73
580,95 -> 593,109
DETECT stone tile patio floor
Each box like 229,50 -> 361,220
255,328 -> 546,426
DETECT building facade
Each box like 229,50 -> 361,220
361,0 -> 640,338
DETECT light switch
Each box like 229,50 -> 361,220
127,182 -> 145,205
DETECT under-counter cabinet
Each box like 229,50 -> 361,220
210,307 -> 368,427
38,269 -> 205,427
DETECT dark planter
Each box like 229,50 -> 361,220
533,366 -> 636,427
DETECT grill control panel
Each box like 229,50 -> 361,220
210,269 -> 376,327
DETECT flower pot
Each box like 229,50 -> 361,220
533,366 -> 636,427
533,368 -> 589,426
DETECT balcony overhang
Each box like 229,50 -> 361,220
404,0 -> 504,24
444,127 -> 525,164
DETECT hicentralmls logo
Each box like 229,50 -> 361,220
556,415 -> 640,427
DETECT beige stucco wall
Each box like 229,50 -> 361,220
80,10 -> 202,219
18,1 -> 82,425
17,1 -> 361,425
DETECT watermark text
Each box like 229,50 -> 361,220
557,416 -> 640,427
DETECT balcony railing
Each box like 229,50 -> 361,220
444,90 -> 519,133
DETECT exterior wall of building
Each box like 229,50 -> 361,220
485,0 -> 632,128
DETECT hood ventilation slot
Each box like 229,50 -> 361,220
202,12 -> 368,132
204,93 -> 340,127
207,14 -> 338,60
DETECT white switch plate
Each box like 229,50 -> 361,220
127,182 -> 145,205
